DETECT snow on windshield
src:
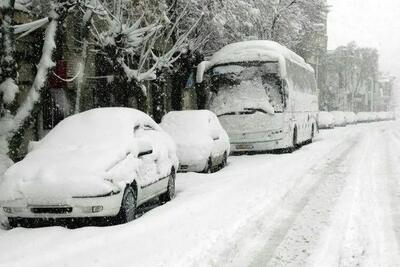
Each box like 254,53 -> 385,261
208,64 -> 284,116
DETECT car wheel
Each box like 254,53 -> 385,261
160,169 -> 176,203
115,186 -> 137,224
7,218 -> 19,229
221,152 -> 228,169
205,157 -> 213,173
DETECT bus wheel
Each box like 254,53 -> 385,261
310,124 -> 315,143
292,127 -> 298,150
288,127 -> 297,153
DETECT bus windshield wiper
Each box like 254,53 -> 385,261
218,108 -> 272,117
217,112 -> 236,117
243,108 -> 270,114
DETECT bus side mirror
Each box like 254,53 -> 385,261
196,61 -> 211,84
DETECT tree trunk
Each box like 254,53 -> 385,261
0,0 -> 72,159
0,0 -> 18,115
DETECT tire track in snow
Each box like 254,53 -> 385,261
383,127 -> 400,251
308,123 -> 400,267
212,131 -> 363,267
262,133 -> 366,267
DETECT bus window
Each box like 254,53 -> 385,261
262,74 -> 285,112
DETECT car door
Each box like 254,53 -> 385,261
137,125 -> 169,199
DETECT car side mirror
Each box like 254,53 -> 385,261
211,129 -> 220,141
137,141 -> 153,157
134,123 -> 141,133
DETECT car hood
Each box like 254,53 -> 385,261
0,146 -> 128,202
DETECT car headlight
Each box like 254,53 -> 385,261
3,207 -> 12,214
2,207 -> 24,214
72,190 -> 120,199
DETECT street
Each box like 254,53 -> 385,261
1,121 -> 400,267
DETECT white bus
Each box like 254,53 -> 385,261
196,40 -> 318,153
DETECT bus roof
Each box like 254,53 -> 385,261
199,40 -> 314,81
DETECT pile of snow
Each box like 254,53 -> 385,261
160,110 -> 229,169
0,108 -> 177,202
318,111 -> 335,129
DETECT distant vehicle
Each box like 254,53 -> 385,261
0,108 -> 179,227
344,112 -> 357,124
318,111 -> 335,129
330,111 -> 347,127
160,110 -> 230,173
356,112 -> 371,123
197,40 -> 318,153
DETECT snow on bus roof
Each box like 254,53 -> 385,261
197,41 -> 314,82
210,40 -> 314,72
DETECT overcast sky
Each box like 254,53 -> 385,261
327,0 -> 400,80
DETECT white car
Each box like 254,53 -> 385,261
160,110 -> 230,173
344,112 -> 357,124
318,111 -> 335,129
330,111 -> 346,127
0,108 -> 179,227
356,112 -> 370,123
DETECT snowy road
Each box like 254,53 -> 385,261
1,121 -> 400,267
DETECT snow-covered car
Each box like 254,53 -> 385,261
317,111 -> 335,129
356,112 -> 370,123
344,112 -> 357,124
0,108 -> 179,227
330,111 -> 346,127
160,110 -> 230,173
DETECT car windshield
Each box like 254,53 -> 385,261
208,63 -> 285,116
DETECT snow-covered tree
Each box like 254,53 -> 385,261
327,42 -> 380,111
0,0 -> 74,159
88,0 -> 200,112
0,0 -> 19,123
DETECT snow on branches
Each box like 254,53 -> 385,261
89,0 -> 201,94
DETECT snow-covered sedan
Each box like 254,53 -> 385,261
160,110 -> 230,173
317,111 -> 335,129
0,108 -> 178,227
330,111 -> 347,127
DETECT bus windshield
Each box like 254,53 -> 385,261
208,63 -> 285,117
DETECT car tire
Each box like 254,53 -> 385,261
7,218 -> 19,229
115,186 -> 137,224
221,152 -> 228,169
205,157 -> 213,173
160,169 -> 176,203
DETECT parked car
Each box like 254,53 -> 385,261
0,108 -> 179,227
344,112 -> 357,124
356,112 -> 370,123
318,111 -> 335,129
330,111 -> 347,127
160,110 -> 230,173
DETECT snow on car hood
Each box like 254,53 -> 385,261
0,144 -> 133,202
